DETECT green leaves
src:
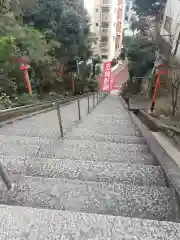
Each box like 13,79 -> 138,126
0,0 -> 94,103
20,0 -> 92,62
133,0 -> 166,17
0,36 -> 15,61
128,38 -> 156,78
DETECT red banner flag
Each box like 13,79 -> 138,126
102,61 -> 112,91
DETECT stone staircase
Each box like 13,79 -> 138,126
0,93 -> 180,239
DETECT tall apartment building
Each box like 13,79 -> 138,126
115,0 -> 125,56
88,0 -> 125,61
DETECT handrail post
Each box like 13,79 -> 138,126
93,93 -> 95,108
87,95 -> 90,114
0,162 -> 14,191
77,99 -> 81,121
56,102 -> 64,138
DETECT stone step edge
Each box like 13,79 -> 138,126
0,155 -> 162,168
1,204 -> 180,238
0,155 -> 157,166
2,175 -> 171,192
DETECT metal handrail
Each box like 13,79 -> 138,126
0,91 -> 109,190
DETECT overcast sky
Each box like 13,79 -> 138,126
84,0 -> 93,14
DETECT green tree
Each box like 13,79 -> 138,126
133,0 -> 166,18
128,38 -> 156,78
123,36 -> 132,49
0,12 -> 56,95
0,0 -> 95,106
19,0 -> 93,92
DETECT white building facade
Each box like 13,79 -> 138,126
160,0 -> 180,63
85,0 -> 123,61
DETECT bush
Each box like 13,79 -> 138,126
0,93 -> 12,109
14,94 -> 40,107
111,58 -> 118,67
120,78 -> 143,101
88,78 -> 98,92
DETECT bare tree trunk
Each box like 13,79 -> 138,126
171,71 -> 180,116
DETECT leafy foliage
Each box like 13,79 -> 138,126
128,38 -> 156,78
133,0 -> 166,17
123,36 -> 133,49
0,0 -> 98,109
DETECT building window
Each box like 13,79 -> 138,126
103,0 -> 110,4
101,37 -> 108,43
96,8 -> 98,12
164,16 -> 172,33
101,7 -> 109,13
102,55 -> 108,59
96,23 -> 99,26
101,22 -> 109,28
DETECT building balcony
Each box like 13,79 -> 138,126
100,28 -> 109,36
100,42 -> 108,48
100,0 -> 111,6
100,42 -> 109,53
100,13 -> 110,21
101,47 -> 109,53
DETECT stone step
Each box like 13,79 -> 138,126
0,143 -> 40,157
67,128 -> 147,144
0,144 -> 156,165
81,111 -> 135,122
0,127 -> 60,138
0,176 -> 178,222
87,112 -> 131,118
66,131 -> 146,144
1,205 -> 180,240
0,140 -> 59,158
83,118 -> 137,128
49,139 -> 156,165
1,156 -> 166,186
60,139 -> 149,153
86,112 -> 132,119
80,122 -> 140,133
0,134 -> 53,145
87,110 -> 131,117
77,125 -> 142,137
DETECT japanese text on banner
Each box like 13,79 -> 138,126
102,61 -> 112,91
